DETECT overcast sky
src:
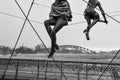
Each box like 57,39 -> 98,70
0,0 -> 120,51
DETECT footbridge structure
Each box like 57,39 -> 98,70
0,57 -> 120,80
59,45 -> 96,54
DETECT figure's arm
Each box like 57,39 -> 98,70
67,1 -> 72,18
65,1 -> 72,21
49,4 -> 54,18
97,2 -> 108,24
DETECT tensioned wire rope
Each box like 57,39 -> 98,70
33,2 -> 83,16
14,1 -> 120,80
69,13 -> 120,26
26,1 -> 120,26
0,11 -> 120,26
1,0 -> 120,79
1,0 -> 68,80
33,1 -> 120,24
82,0 -> 120,24
0,0 -> 120,25
1,0 -> 35,79
14,0 -> 68,79
98,49 -> 120,80
0,1 -> 120,26
33,2 -> 120,16
82,0 -> 120,80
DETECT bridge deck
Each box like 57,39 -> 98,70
0,56 -> 120,80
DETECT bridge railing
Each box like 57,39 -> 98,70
0,57 -> 120,80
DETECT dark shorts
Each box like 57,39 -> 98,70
84,9 -> 100,20
46,16 -> 68,26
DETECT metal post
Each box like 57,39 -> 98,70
60,62 -> 63,80
37,61 -> 40,80
15,61 -> 19,80
86,63 -> 88,80
45,61 -> 48,80
77,63 -> 80,80
1,0 -> 35,79
14,0 -> 68,79
114,64 -> 117,80
100,64 -> 102,72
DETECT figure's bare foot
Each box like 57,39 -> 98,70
104,20 -> 108,24
48,49 -> 55,58
55,43 -> 59,50
83,28 -> 90,40
85,32 -> 90,40
83,29 -> 88,33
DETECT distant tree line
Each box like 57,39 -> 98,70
0,44 -> 115,55
0,44 -> 50,55
0,44 -> 83,55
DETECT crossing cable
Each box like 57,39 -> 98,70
98,49 -> 120,80
82,0 -> 120,24
69,13 -> 120,26
1,0 -> 35,79
0,11 -> 120,27
107,11 -> 120,14
33,2 -> 120,16
0,11 -> 43,25
82,0 -> 120,79
33,2 -> 83,16
14,0 -> 68,80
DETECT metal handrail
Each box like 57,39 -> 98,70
0,57 -> 120,65
0,57 -> 120,80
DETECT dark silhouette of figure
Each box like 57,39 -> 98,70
44,0 -> 72,58
83,0 -> 108,40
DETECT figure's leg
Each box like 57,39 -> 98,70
84,10 -> 100,32
52,18 -> 67,49
87,11 -> 100,31
52,18 -> 67,50
83,16 -> 91,40
83,16 -> 91,33
88,11 -> 102,30
44,18 -> 56,39
88,19 -> 98,30
48,38 -> 56,58
98,19 -> 107,24
48,18 -> 67,58
86,19 -> 98,40
44,18 -> 57,58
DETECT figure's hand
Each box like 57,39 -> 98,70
70,15 -> 72,18
68,15 -> 72,21
49,15 -> 52,19
68,18 -> 72,21
104,20 -> 108,24
49,14 -> 53,19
